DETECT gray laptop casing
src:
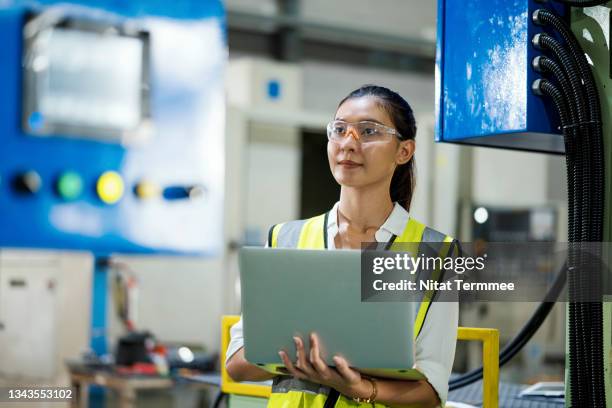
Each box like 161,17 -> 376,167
239,247 -> 425,380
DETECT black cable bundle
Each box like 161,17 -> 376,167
449,7 -> 607,405
532,8 -> 606,407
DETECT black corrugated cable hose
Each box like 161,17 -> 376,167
450,22 -> 606,403
533,30 -> 606,405
531,33 -> 591,236
535,79 -> 590,404
531,57 -> 580,290
533,33 -> 592,241
532,56 -> 578,239
532,32 -> 591,233
533,8 -> 604,242
530,64 -> 582,397
533,10 -> 605,307
534,9 -> 604,250
531,33 -> 594,404
534,40 -> 588,401
449,8 -> 606,401
533,9 -> 606,406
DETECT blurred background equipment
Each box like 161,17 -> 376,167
472,206 -> 557,242
0,2 -> 225,255
0,0 -> 226,405
111,261 -> 139,332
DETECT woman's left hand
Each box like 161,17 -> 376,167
278,333 -> 369,399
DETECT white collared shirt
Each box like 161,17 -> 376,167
326,201 -> 407,248
226,201 -> 458,405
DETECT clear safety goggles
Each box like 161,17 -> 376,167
326,120 -> 403,144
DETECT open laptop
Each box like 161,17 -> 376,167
239,247 -> 425,380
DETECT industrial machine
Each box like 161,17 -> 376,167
0,0 -> 225,375
437,0 -> 611,406
436,0 -> 566,154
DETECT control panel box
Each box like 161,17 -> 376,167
435,0 -> 566,153
0,2 -> 226,254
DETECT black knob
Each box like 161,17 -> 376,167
13,171 -> 42,194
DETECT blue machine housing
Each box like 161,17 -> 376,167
436,0 -> 566,154
0,0 -> 226,255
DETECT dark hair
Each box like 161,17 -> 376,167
337,84 -> 417,211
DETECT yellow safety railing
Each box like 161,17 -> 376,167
456,327 -> 499,408
221,315 -> 499,407
221,315 -> 272,398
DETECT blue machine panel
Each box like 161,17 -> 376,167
436,0 -> 566,154
0,1 -> 226,255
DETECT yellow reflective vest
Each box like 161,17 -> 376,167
266,211 -> 456,408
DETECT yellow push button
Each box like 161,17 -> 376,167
96,171 -> 124,204
134,180 -> 161,199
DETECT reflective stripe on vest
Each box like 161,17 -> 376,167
266,213 -> 455,408
270,213 -> 328,249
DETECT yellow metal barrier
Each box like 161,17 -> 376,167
456,327 -> 499,408
221,315 -> 271,398
221,315 -> 500,407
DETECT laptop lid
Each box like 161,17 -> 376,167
239,247 -> 425,380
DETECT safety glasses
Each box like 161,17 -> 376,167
326,120 -> 403,144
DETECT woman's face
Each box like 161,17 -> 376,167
327,96 -> 415,190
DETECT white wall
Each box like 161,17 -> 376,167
302,61 -> 434,116
301,0 -> 436,41
473,147 -> 551,206
245,123 -> 301,245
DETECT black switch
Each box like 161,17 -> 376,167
13,171 -> 42,194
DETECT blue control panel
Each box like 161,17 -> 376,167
436,0 -> 566,153
0,0 -> 226,255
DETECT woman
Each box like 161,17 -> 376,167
226,85 -> 458,408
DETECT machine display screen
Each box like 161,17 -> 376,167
23,23 -> 150,143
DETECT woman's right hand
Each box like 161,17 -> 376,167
278,333 -> 372,400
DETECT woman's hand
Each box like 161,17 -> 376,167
278,333 -> 371,399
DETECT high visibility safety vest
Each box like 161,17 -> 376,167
266,211 -> 457,408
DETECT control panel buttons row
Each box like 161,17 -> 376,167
7,171 -> 204,204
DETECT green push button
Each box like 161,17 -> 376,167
57,171 -> 83,200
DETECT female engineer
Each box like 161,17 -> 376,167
226,85 -> 458,408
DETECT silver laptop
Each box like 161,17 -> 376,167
239,247 -> 425,380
